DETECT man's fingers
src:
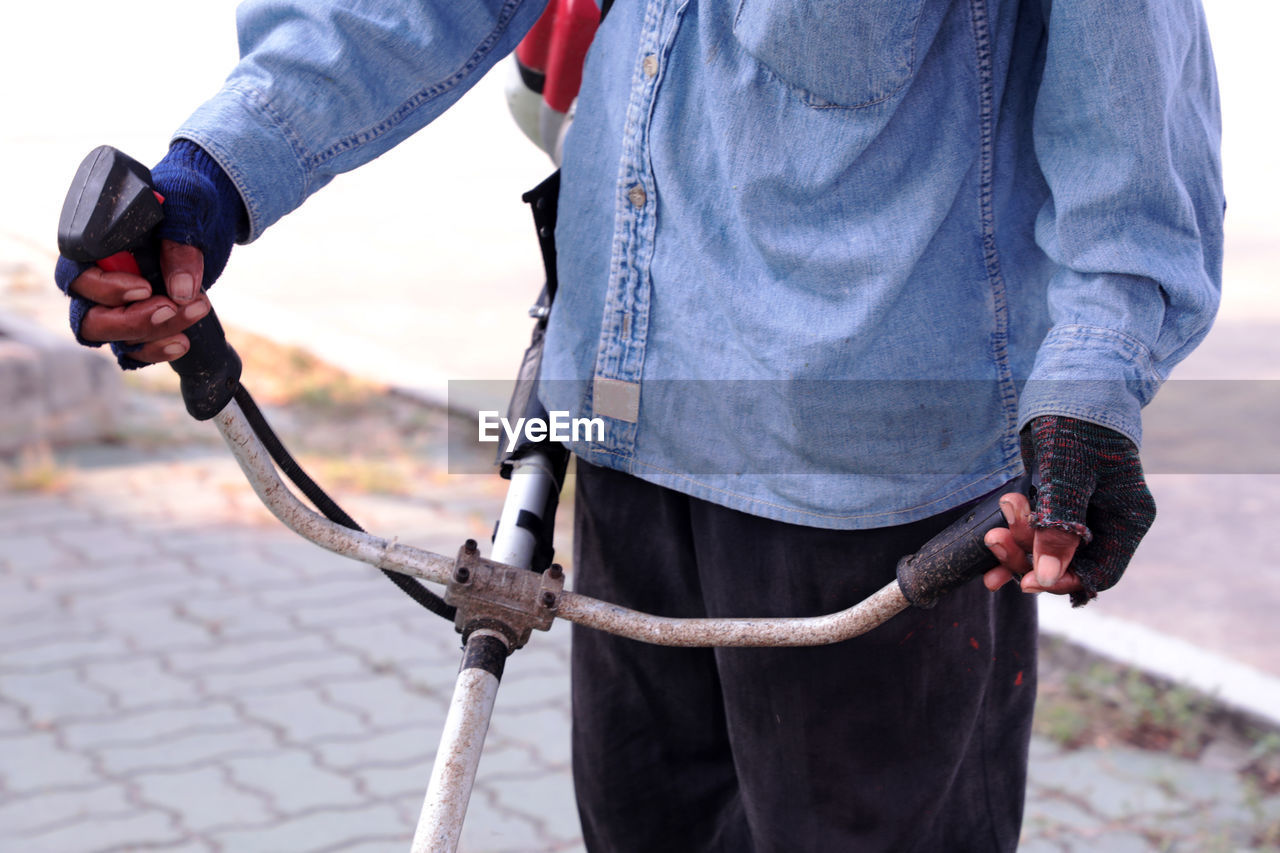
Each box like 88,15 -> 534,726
999,493 -> 1035,552
1020,567 -> 1085,596
79,295 -> 211,344
982,566 -> 1015,591
1002,487 -> 1083,589
983,526 -> 1027,591
1031,527 -> 1080,589
130,334 -> 191,364
160,240 -> 205,304
65,266 -> 155,307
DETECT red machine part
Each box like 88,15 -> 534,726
515,0 -> 601,114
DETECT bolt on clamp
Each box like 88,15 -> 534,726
445,539 -> 565,649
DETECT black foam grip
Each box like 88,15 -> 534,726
895,472 -> 1035,609
131,241 -> 241,420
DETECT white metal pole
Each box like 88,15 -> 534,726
411,629 -> 510,853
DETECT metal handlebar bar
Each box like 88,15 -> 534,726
215,399 -> 913,649
214,392 -> 1028,852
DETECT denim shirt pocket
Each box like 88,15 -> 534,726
732,0 -> 927,109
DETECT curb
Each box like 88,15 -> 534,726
1038,593 -> 1280,732
0,309 -> 122,454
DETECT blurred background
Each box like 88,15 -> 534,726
1,2 -> 1278,851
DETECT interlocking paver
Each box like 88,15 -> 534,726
1031,749 -> 1184,820
0,619 -> 98,654
0,499 -> 98,535
329,838 -> 414,853
91,605 -> 217,652
173,593 -> 298,640
319,675 -> 447,730
224,751 -> 365,813
352,758 -> 436,800
0,730 -> 98,794
95,724 -> 280,775
459,785 -> 554,853
18,809 -> 184,853
50,524 -> 184,565
0,783 -> 132,837
489,664 -> 571,711
241,685 -> 370,742
0,633 -> 131,671
325,620 -> 452,668
208,802 -> 404,853
62,702 -> 243,750
313,726 -> 440,771
0,533 -> 80,575
490,707 -> 572,773
253,574 -> 397,609
256,540 -> 377,582
290,594 -> 425,631
166,632 -> 336,675
0,668 -> 116,722
483,771 -> 581,848
81,656 -> 203,708
0,585 -> 66,623
0,698 -> 26,733
60,568 -> 227,614
468,742 -> 550,779
132,765 -> 277,833
200,649 -> 370,695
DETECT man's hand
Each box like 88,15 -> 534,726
53,139 -> 244,369
57,242 -> 211,364
982,415 -> 1156,606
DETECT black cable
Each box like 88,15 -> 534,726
231,385 -> 457,621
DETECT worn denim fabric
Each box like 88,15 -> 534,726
175,0 -> 1224,529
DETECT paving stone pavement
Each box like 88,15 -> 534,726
3,442 -> 1278,852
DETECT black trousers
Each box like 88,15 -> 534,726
570,461 -> 1037,853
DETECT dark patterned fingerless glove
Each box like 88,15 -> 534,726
1022,415 -> 1156,607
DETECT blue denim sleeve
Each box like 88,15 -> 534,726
172,0 -> 551,242
1018,0 -> 1225,446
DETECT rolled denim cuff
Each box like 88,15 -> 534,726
1017,325 -> 1161,448
175,87 -> 307,243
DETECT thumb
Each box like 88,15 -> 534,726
1032,526 -> 1081,588
159,239 -> 205,305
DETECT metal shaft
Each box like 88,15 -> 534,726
490,453 -> 558,568
411,630 -> 510,853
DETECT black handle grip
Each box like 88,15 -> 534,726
895,471 -> 1036,609
58,146 -> 241,420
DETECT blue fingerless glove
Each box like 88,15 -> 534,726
150,139 -> 246,286
53,139 -> 246,369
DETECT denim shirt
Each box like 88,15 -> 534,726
176,0 -> 1223,529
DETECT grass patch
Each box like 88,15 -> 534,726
230,328 -> 385,409
3,443 -> 71,493
1036,641 -> 1215,757
1036,638 -> 1280,809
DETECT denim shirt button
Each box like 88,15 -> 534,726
642,55 -> 658,77
628,184 -> 647,207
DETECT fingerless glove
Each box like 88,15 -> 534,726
1022,415 -> 1157,606
53,140 -> 246,368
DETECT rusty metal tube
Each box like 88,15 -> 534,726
556,581 -> 911,647
412,629 -> 509,853
214,400 -> 456,586
216,399 -> 912,647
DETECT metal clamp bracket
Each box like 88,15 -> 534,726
445,540 -> 565,649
